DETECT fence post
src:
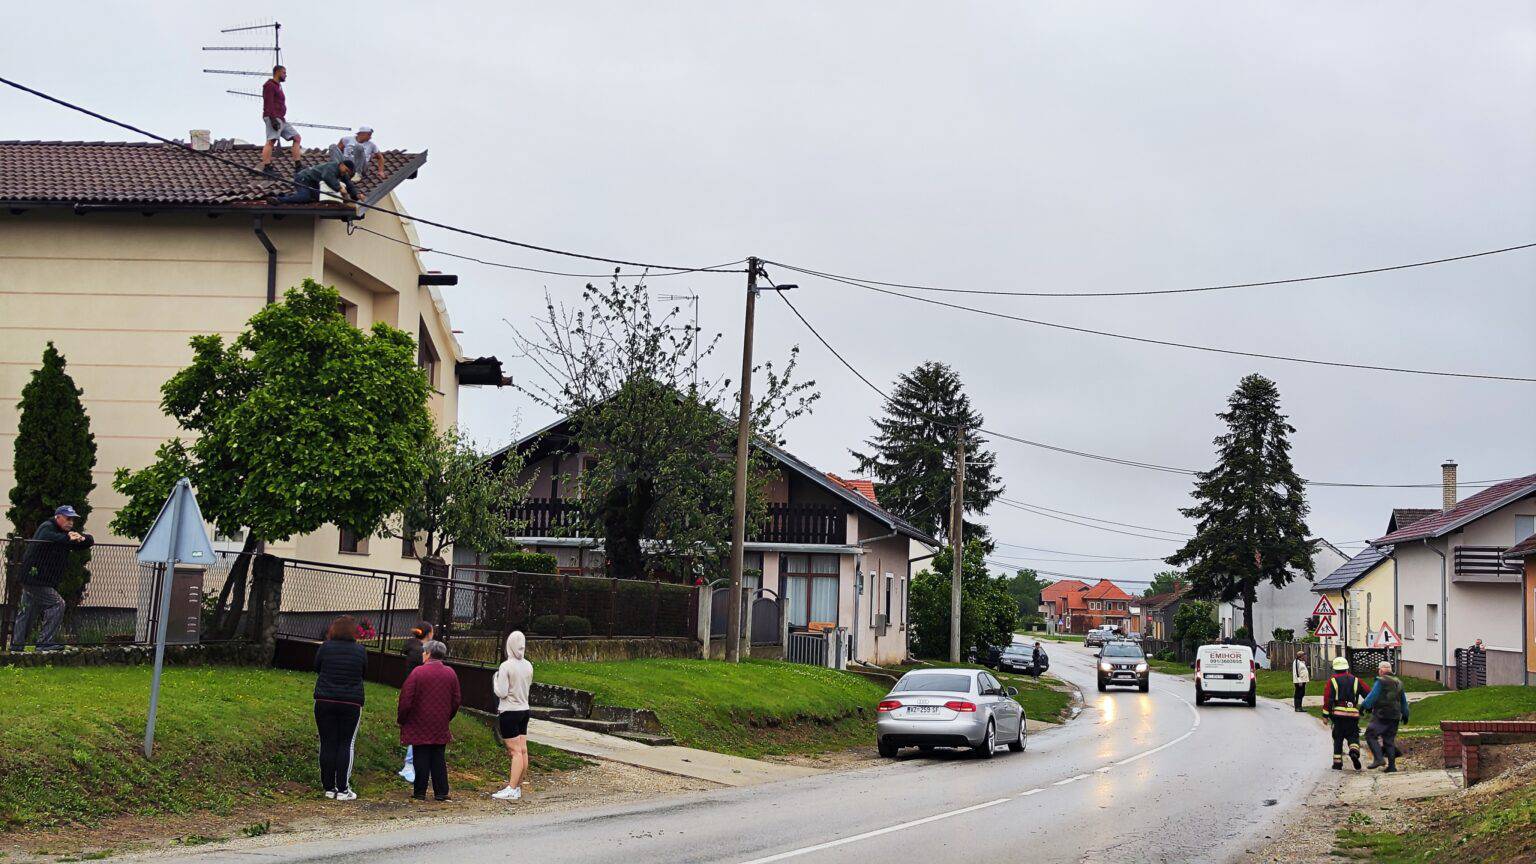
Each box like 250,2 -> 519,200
558,573 -> 569,639
241,553 -> 286,651
696,584 -> 711,658
651,578 -> 660,639
608,577 -> 618,639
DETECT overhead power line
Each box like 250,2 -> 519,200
0,76 -> 746,275
767,241 -> 1536,298
783,268 -> 1535,383
774,287 -> 1524,490
994,498 -> 1188,543
994,499 -> 1192,537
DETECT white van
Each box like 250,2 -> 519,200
1194,644 -> 1256,707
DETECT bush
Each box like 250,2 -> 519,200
1234,626 -> 1251,642
1272,627 -> 1295,642
530,614 -> 591,637
1173,600 -> 1219,655
1154,649 -> 1176,662
908,542 -> 1017,659
486,550 -> 558,574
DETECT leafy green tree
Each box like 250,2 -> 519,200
381,427 -> 530,565
908,541 -> 1017,659
112,280 -> 433,636
1167,374 -> 1314,646
7,343 -> 97,604
852,362 -> 1002,545
1142,569 -> 1185,597
511,277 -> 816,580
1172,599 -> 1219,655
1003,567 -> 1047,627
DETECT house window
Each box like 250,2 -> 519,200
884,573 -> 894,621
417,320 -> 439,389
338,299 -> 358,326
1517,515 -> 1535,544
339,526 -> 369,555
402,533 -> 417,559
1426,604 -> 1439,640
1403,605 -> 1415,639
743,552 -> 763,595
783,553 -> 839,628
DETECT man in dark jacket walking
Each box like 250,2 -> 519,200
1363,661 -> 1410,772
10,505 -> 93,651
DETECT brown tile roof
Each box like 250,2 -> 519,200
1141,586 -> 1191,610
826,473 -> 878,505
1374,473 -> 1536,545
0,140 -> 424,208
1389,508 -> 1438,533
1083,579 -> 1133,601
1506,534 -> 1536,559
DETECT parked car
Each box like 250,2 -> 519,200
1096,640 -> 1149,692
1084,626 -> 1119,648
1194,643 -> 1257,707
999,643 -> 1049,676
876,668 -> 1027,759
967,643 -> 1004,669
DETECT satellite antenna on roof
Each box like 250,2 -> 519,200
202,20 -> 351,132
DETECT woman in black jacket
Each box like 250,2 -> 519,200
314,615 -> 369,800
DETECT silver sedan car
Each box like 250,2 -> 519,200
876,668 -> 1027,759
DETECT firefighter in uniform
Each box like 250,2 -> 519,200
1322,655 -> 1363,770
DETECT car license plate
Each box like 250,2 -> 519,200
907,705 -> 939,715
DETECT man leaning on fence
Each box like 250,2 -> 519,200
9,505 -> 93,652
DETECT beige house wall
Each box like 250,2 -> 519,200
1341,559 -> 1396,650
1,194 -> 464,579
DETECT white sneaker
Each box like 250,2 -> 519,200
491,785 -> 522,801
335,789 -> 357,801
399,765 -> 416,783
324,790 -> 337,799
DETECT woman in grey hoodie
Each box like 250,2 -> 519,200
491,630 -> 533,801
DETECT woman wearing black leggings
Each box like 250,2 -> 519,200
313,614 -> 368,800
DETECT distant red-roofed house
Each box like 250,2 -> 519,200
1081,579 -> 1136,633
1370,463 -> 1536,686
1040,579 -> 1089,634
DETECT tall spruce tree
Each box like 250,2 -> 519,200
1166,374 -> 1314,645
7,342 -> 97,602
852,362 -> 1001,544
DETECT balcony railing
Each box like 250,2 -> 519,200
1453,546 -> 1522,582
506,499 -> 846,545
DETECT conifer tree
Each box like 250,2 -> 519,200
852,362 -> 1001,544
7,342 -> 97,602
1167,374 -> 1314,644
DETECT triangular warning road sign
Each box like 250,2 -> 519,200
1312,595 -> 1337,617
1375,621 -> 1402,648
1314,616 -> 1338,638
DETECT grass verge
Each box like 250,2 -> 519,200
1335,777 -> 1536,862
0,664 -> 582,830
1393,686 -> 1536,738
1019,630 -> 1084,644
1253,669 -> 1444,702
534,659 -> 889,759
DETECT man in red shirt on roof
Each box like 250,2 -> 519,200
259,64 -> 303,177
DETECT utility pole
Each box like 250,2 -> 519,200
725,258 -> 760,664
949,427 -> 966,663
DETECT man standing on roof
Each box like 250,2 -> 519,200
259,65 -> 303,177
266,160 -> 359,206
331,127 -> 384,179
1321,655 -> 1363,771
1362,660 -> 1409,772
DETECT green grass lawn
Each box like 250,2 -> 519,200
534,659 -> 890,759
885,661 -> 1074,724
0,665 -> 582,830
1253,669 -> 1445,701
1336,771 -> 1536,862
1393,685 -> 1536,737
1019,630 -> 1084,644
1147,658 -> 1193,676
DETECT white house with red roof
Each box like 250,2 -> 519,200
1371,462 -> 1536,686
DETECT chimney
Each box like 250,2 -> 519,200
1442,460 -> 1458,511
189,129 -> 211,152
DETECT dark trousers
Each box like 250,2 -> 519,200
10,583 -> 66,649
1293,683 -> 1306,711
273,185 -> 321,205
1365,716 -> 1401,765
1330,716 -> 1361,765
412,744 -> 449,800
314,701 -> 362,793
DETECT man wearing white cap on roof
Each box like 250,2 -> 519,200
331,127 -> 384,179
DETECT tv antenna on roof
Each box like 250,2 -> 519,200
203,21 -> 351,132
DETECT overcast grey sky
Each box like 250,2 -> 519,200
9,2 -> 1534,588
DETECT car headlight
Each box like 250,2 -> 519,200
1136,663 -> 1148,672
1099,662 -> 1112,672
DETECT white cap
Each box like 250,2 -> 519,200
356,125 -> 374,134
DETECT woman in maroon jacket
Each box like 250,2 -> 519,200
396,640 -> 461,801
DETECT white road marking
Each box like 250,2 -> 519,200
1053,773 -> 1089,785
1017,788 -> 1044,797
736,797 -> 1013,864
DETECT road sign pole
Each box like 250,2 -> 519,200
143,488 -> 185,759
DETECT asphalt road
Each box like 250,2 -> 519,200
168,644 -> 1327,864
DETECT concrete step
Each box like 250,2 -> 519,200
612,730 -> 676,747
530,706 -> 576,720
552,716 -> 632,734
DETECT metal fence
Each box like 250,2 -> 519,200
786,627 -> 847,669
1454,647 -> 1487,690
2,537 -> 242,648
1265,640 -> 1345,679
273,558 -> 699,666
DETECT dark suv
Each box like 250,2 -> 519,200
1096,641 -> 1149,692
